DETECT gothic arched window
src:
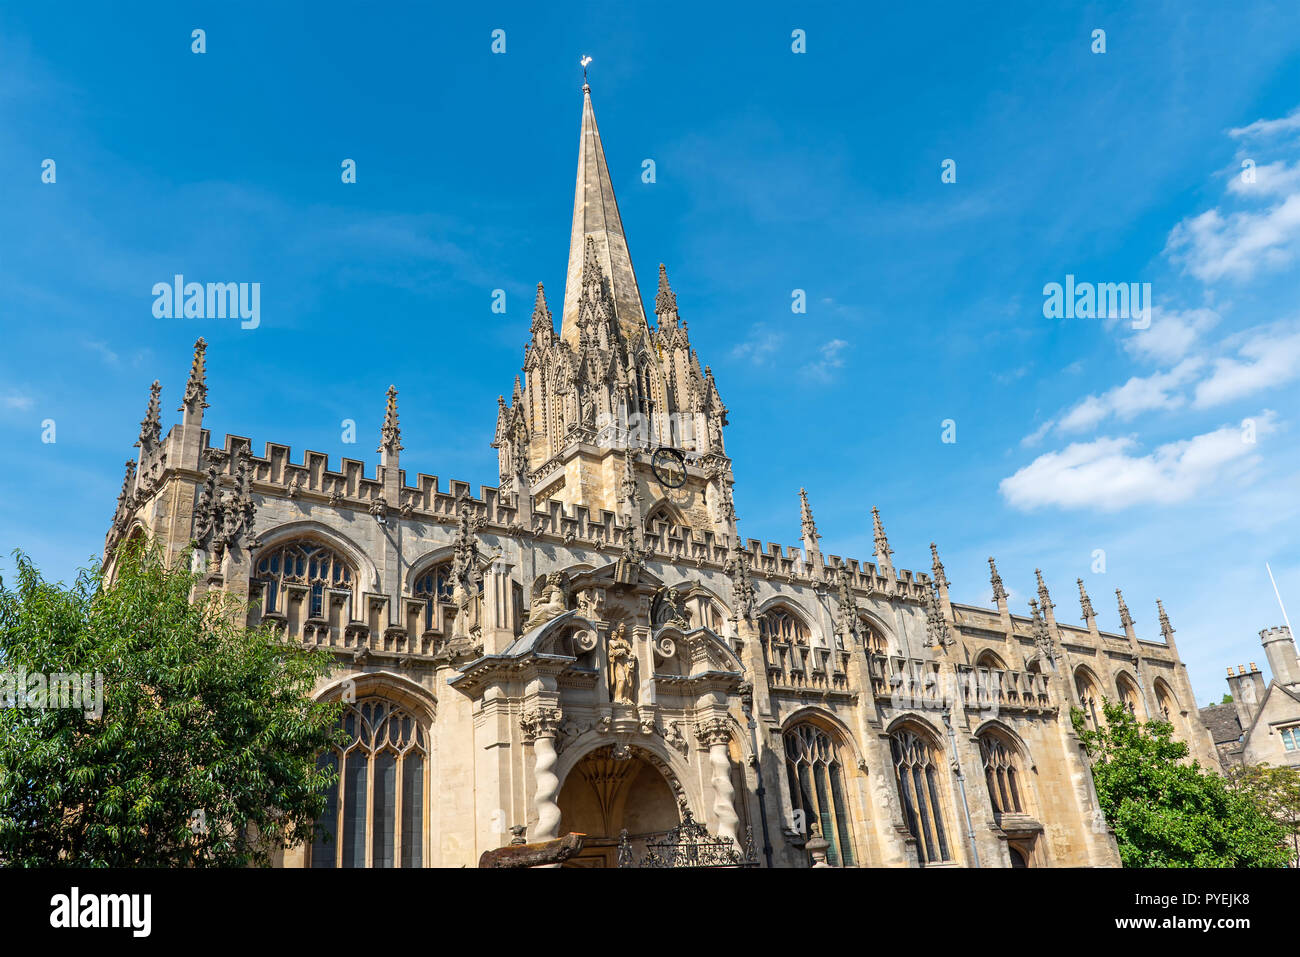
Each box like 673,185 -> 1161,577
760,608 -> 810,645
890,727 -> 951,865
784,723 -> 856,866
1075,669 -> 1102,729
255,540 -> 353,619
413,562 -> 455,631
1153,679 -> 1180,734
860,619 -> 887,656
312,698 -> 427,869
1116,674 -> 1142,718
978,731 -> 1026,816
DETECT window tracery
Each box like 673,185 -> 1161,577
254,540 -> 354,620
889,727 -> 951,865
783,723 -> 856,866
312,698 -> 427,869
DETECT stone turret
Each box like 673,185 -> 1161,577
1261,625 -> 1300,691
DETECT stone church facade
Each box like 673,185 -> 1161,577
102,84 -> 1220,868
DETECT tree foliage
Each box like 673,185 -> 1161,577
1227,763 -> 1300,867
0,539 -> 344,866
1073,700 -> 1289,867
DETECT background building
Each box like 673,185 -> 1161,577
1200,626 -> 1300,771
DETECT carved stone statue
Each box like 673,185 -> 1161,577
524,572 -> 567,628
608,623 -> 637,705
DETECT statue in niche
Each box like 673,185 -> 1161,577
608,623 -> 638,706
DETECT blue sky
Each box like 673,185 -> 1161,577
2,2 -> 1300,706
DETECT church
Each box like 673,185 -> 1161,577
103,82 -> 1220,868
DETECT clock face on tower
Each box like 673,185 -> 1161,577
650,447 -> 687,489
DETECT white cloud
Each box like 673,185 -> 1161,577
731,325 -> 783,363
1020,419 -> 1055,447
1000,413 -> 1275,512
1227,159 -> 1300,199
1123,306 -> 1219,364
2,392 -> 34,411
1193,323 -> 1300,408
801,338 -> 849,381
80,339 -> 120,365
1165,193 -> 1300,282
1229,107 -> 1300,140
1057,359 -> 1203,433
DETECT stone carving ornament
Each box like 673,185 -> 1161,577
608,623 -> 638,705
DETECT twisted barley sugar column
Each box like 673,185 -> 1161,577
701,720 -> 739,843
533,735 -> 561,841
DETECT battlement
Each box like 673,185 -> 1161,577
144,426 -> 935,602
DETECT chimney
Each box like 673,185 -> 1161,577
1225,663 -> 1267,727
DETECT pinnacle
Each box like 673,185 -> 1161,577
655,262 -> 678,320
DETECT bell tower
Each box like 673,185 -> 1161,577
492,81 -> 734,540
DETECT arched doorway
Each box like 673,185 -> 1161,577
556,745 -> 682,867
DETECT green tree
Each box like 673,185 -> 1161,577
1073,700 -> 1289,867
0,539 -> 343,866
1227,763 -> 1300,867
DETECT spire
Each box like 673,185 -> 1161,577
1116,588 -> 1134,630
1035,568 -> 1056,627
378,385 -> 402,464
871,507 -> 894,579
1114,588 -> 1140,647
530,282 -> 554,338
799,488 -> 820,546
930,542 -> 948,589
1077,578 -> 1096,622
559,84 -> 650,349
179,337 -> 208,425
988,557 -> 1007,603
136,380 -> 162,454
1157,599 -> 1175,643
655,263 -> 679,325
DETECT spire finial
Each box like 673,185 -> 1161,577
136,379 -> 162,453
531,282 -> 553,336
581,54 -> 592,89
1077,578 -> 1096,621
871,506 -> 893,561
988,557 -> 1007,602
930,542 -> 948,589
799,488 -> 820,546
1116,588 -> 1134,629
1035,568 -> 1054,613
179,338 -> 208,422
1157,599 -> 1175,641
655,263 -> 679,322
378,384 -> 403,457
